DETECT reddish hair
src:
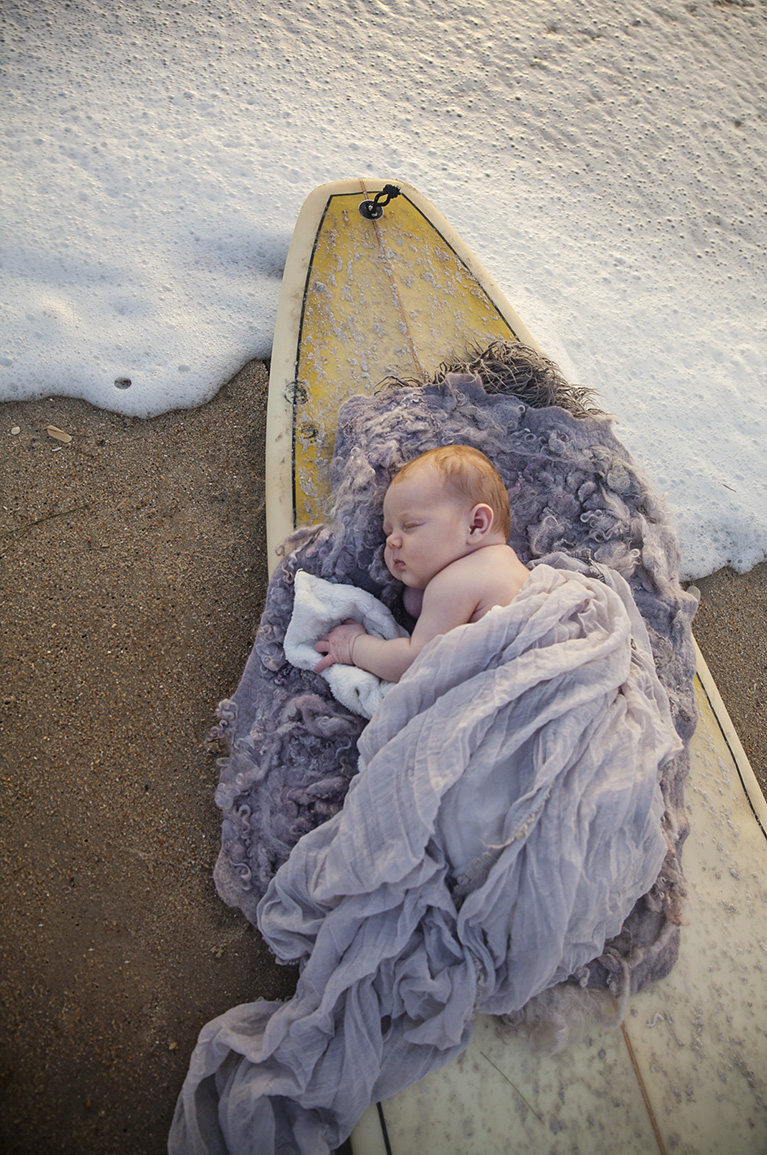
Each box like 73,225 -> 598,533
391,445 -> 512,540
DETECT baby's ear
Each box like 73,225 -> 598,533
468,503 -> 494,538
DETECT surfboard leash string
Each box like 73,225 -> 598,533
359,184 -> 401,220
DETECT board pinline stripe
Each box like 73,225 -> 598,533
620,1023 -> 668,1155
375,1102 -> 394,1155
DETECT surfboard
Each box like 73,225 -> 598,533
266,180 -> 767,1154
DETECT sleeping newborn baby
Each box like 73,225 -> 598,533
314,445 -> 530,683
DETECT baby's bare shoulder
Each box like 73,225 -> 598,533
454,545 -> 529,615
466,543 -> 525,576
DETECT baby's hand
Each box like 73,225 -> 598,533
314,619 -> 367,673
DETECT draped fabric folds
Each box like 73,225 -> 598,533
169,561 -> 680,1154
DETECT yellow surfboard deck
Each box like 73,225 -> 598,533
267,180 -> 767,1154
266,179 -> 538,560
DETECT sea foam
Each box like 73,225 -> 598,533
1,0 -> 765,578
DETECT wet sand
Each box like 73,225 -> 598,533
1,361 -> 765,1154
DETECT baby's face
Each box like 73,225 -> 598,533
382,464 -> 472,589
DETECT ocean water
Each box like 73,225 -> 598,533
2,0 -> 765,579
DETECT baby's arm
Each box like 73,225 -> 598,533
314,568 -> 479,682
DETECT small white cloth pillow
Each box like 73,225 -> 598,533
283,570 -> 409,719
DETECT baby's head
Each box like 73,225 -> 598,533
390,445 -> 511,540
382,446 -> 511,589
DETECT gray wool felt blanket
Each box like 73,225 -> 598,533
170,343 -> 698,1154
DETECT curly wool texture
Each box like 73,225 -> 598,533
212,341 -> 697,1000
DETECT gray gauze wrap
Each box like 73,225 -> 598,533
172,346 -> 697,1154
